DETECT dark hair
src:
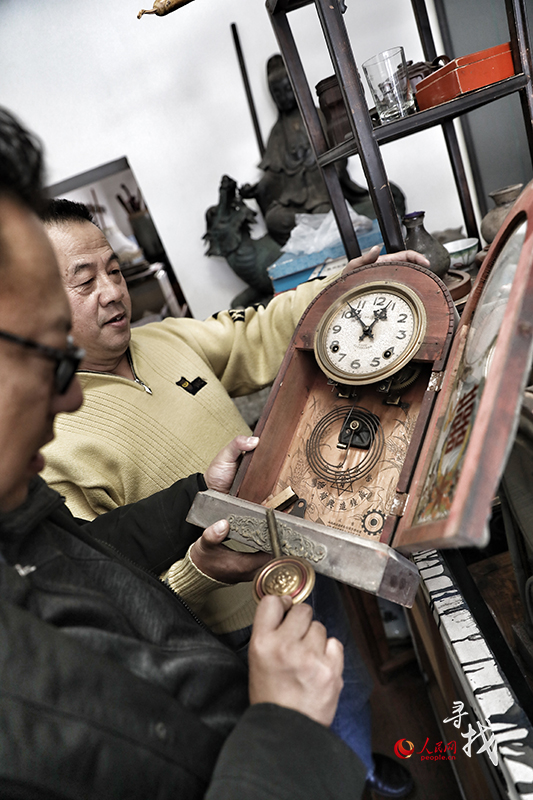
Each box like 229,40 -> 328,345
0,107 -> 45,213
40,198 -> 95,226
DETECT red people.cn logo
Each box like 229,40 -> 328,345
394,739 -> 415,759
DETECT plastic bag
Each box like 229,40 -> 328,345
281,203 -> 373,255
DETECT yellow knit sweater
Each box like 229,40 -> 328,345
42,276 -> 332,632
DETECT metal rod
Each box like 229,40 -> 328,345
231,23 -> 265,158
441,120 -> 479,240
266,508 -> 283,558
410,0 -> 438,62
505,0 -> 533,169
410,0 -> 480,238
314,0 -> 405,252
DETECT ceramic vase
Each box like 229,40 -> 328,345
403,211 -> 451,278
480,183 -> 523,244
316,75 -> 352,147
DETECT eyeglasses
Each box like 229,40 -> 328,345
0,329 -> 85,394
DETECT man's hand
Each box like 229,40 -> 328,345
204,434 -> 259,494
190,518 -> 270,582
346,244 -> 430,271
248,595 -> 344,727
192,436 -> 266,583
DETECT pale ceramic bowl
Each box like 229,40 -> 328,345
443,237 -> 479,267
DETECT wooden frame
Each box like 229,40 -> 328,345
394,182 -> 533,552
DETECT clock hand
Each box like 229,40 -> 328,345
374,302 -> 391,322
347,303 -> 366,330
346,302 -> 376,340
359,302 -> 391,340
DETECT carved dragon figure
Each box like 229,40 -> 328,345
204,175 -> 281,308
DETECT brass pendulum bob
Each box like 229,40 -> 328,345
253,508 -> 315,604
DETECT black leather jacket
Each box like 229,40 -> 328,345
0,477 -> 365,799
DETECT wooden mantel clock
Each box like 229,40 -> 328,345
233,261 -> 455,545
188,182 -> 533,608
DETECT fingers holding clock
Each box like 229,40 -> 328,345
345,246 -> 430,272
387,250 -> 430,268
346,245 -> 382,271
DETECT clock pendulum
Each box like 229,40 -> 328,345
253,508 -> 316,603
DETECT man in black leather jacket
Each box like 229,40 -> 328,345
0,108 -> 366,798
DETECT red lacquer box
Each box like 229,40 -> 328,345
415,42 -> 514,111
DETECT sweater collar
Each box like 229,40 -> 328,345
77,347 -> 152,395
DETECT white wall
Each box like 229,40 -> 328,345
0,0 -> 472,319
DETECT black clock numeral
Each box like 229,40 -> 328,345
350,359 -> 361,369
332,325 -> 342,334
370,357 -> 380,367
397,313 -> 407,323
396,330 -> 407,340
338,353 -> 347,360
343,300 -> 365,318
330,340 -> 340,352
374,296 -> 386,306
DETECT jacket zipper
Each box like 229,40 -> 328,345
93,536 -> 209,630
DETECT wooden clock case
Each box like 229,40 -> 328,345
232,260 -> 456,549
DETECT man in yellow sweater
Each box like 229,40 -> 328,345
41,199 -> 425,797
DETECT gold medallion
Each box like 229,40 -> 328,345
253,556 -> 315,604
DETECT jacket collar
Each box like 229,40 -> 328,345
0,477 -> 63,546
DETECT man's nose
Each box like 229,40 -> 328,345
98,273 -> 124,305
52,375 -> 83,415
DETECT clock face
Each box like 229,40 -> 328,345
314,281 -> 427,385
